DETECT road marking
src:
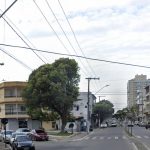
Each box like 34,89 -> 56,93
99,136 -> 104,140
84,137 -> 90,140
122,136 -> 127,139
136,135 -> 142,138
144,135 -> 149,139
107,137 -> 111,140
114,136 -> 118,140
92,136 -> 97,140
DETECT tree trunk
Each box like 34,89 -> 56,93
61,115 -> 67,132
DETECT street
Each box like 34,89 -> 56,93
34,127 -> 136,150
132,126 -> 150,149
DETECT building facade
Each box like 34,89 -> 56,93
71,92 -> 96,121
0,81 -> 41,130
144,85 -> 150,123
127,75 -> 149,108
127,75 -> 150,122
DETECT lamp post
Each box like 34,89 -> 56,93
94,85 -> 110,127
94,85 -> 110,95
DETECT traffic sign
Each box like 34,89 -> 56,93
1,118 -> 8,125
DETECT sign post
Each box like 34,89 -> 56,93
1,118 -> 8,148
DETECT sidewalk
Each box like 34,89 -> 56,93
0,142 -> 10,150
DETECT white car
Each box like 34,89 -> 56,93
15,128 -> 31,134
100,123 -> 107,128
0,130 -> 14,143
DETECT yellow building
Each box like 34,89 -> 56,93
0,81 -> 41,130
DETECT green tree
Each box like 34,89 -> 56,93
22,58 -> 80,132
93,100 -> 114,127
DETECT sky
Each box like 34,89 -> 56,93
1,0 -> 150,112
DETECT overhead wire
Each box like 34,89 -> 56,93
32,0 -> 88,77
0,10 -> 46,64
57,0 -> 99,89
0,0 -> 18,18
44,0 -> 91,76
1,43 -> 150,69
0,47 -> 32,71
0,8 -> 48,63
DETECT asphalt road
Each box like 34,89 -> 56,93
132,126 -> 150,149
34,127 -> 136,150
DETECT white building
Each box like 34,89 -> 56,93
71,92 -> 96,121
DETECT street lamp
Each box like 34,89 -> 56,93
94,85 -> 110,95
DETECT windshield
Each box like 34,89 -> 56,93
17,136 -> 31,142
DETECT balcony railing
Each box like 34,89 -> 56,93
5,111 -> 27,115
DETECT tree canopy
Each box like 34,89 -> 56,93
22,58 -> 80,131
93,100 -> 114,125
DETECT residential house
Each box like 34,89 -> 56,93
0,81 -> 41,131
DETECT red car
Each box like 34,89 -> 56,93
29,129 -> 49,141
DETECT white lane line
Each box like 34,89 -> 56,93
114,136 -> 118,140
122,136 -> 127,139
99,136 -> 104,140
136,135 -> 142,138
92,136 -> 97,140
84,137 -> 90,140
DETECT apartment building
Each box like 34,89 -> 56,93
144,85 -> 150,122
0,81 -> 41,131
127,74 -> 150,108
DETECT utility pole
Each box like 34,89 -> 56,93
85,77 -> 99,133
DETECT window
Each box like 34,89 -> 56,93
4,88 -> 16,97
18,120 -> 28,128
5,104 -> 16,115
4,87 -> 23,97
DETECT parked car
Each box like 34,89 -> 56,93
100,123 -> 107,128
9,132 -> 26,146
138,122 -> 146,127
0,130 -> 14,143
11,135 -> 35,150
29,129 -> 49,141
110,122 -> 117,127
16,128 -> 31,134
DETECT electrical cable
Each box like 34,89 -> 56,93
1,43 -> 150,69
0,10 -> 46,64
32,0 -> 88,77
45,0 -> 91,77
0,47 -> 33,71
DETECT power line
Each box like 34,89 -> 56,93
45,0 -> 92,77
0,9 -> 49,63
0,10 -> 46,64
57,0 -> 95,74
0,0 -> 18,18
57,0 -> 98,88
32,0 -> 88,76
1,43 -> 150,69
0,47 -> 32,71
